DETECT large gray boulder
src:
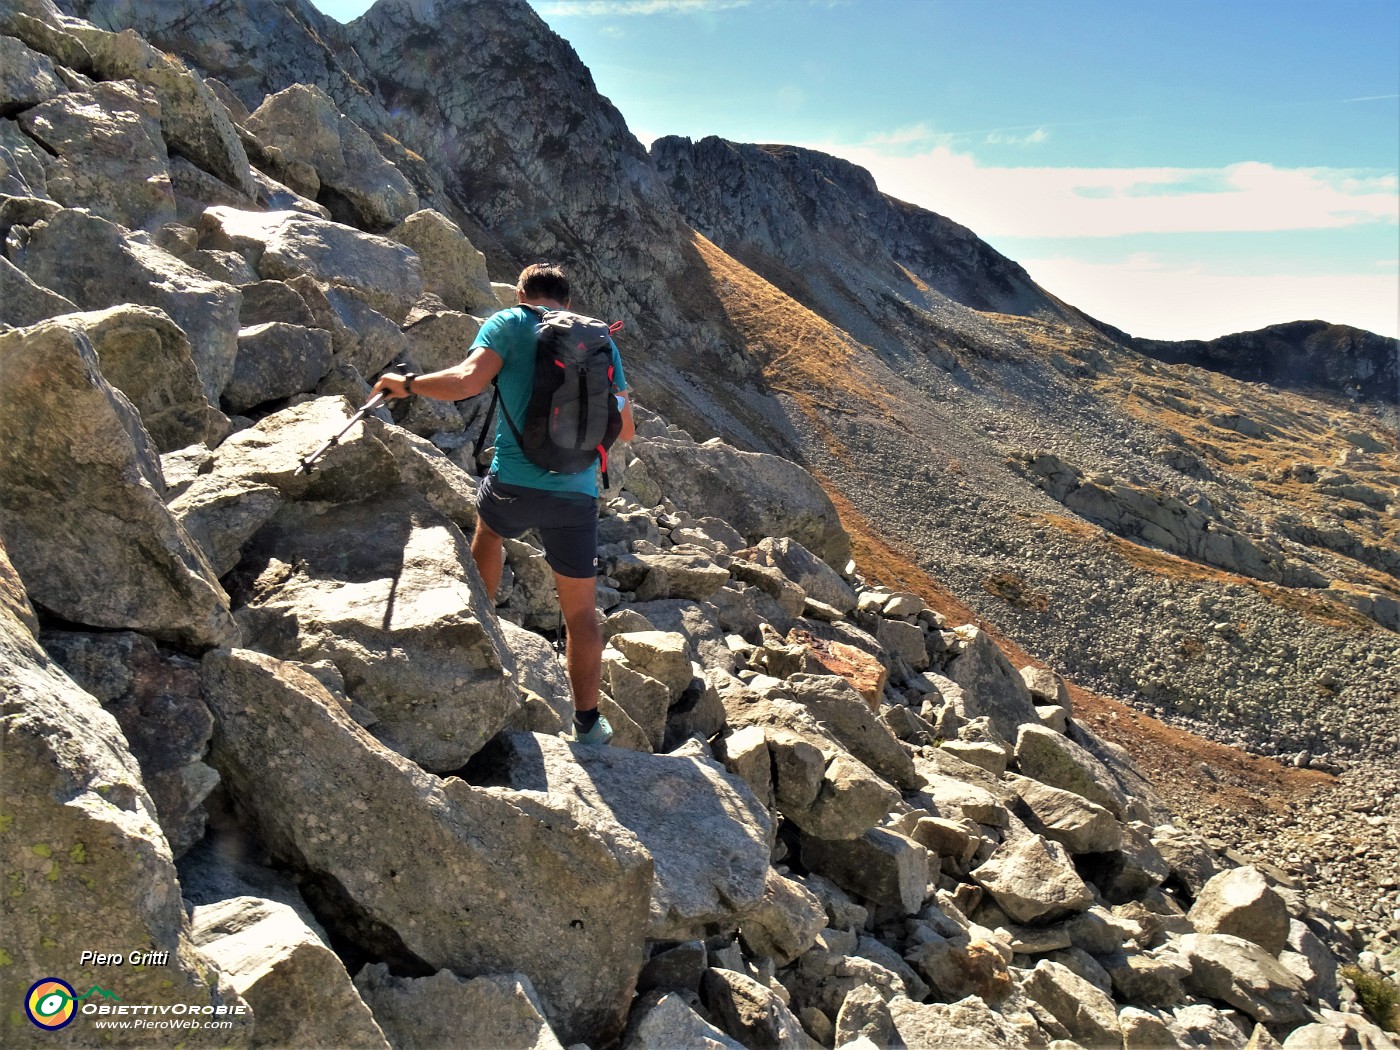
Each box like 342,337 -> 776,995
783,673 -> 918,791
40,630 -> 217,859
390,208 -> 497,313
749,537 -> 857,612
223,321 -> 333,414
944,627 -> 1040,743
887,996 -> 1037,1049
630,434 -> 850,567
1178,933 -> 1313,1026
494,731 -> 772,941
14,208 -> 242,402
0,33 -> 64,112
718,684 -> 898,840
199,206 -> 423,322
1015,723 -> 1130,819
0,535 -> 38,638
53,306 -> 229,451
1020,959 -> 1122,1049
1151,823 -> 1224,897
739,869 -> 828,966
1187,866 -> 1291,956
0,601 -> 250,1046
0,319 -> 239,649
229,487 -> 518,772
1004,772 -> 1123,854
971,834 -> 1095,924
1,120 -> 52,199
245,84 -> 418,230
702,967 -> 822,1050
201,649 -> 652,1047
18,80 -> 177,231
73,23 -> 256,199
170,476 -> 284,579
355,965 -> 565,1050
623,991 -> 746,1050
799,826 -> 930,913
0,253 -> 75,328
192,896 -> 389,1050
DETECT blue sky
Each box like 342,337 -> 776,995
318,0 -> 1399,341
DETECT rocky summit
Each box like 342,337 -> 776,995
1,0 -> 1397,1048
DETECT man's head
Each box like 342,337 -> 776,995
516,263 -> 570,305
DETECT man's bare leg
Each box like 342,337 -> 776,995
554,571 -> 601,713
471,519 -> 505,601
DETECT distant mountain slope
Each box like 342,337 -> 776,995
63,0 -> 1400,763
652,135 -> 1091,345
1132,320 -> 1398,409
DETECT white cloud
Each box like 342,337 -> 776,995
1019,253 -> 1400,339
817,141 -> 1398,239
985,127 -> 1049,147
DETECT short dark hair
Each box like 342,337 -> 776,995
517,263 -> 569,303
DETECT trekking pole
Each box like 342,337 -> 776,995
294,390 -> 391,474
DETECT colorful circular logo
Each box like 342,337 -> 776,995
26,978 -> 77,1030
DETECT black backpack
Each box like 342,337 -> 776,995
473,305 -> 624,484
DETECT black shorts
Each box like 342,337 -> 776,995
475,473 -> 599,579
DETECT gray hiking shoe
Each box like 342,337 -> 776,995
572,714 -> 613,746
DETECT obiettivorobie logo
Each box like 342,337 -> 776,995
24,978 -> 120,1030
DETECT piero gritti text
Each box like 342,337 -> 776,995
80,950 -> 170,967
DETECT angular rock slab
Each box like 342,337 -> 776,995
624,991 -> 746,1050
54,305 -> 229,452
15,208 -> 241,402
246,84 -> 419,230
0,320 -> 238,649
1021,959 -> 1122,1049
630,434 -> 851,567
701,967 -> 822,1050
738,868 -> 828,966
1179,933 -> 1313,1027
192,896 -> 389,1049
1187,865 -> 1290,956
355,965 -> 565,1050
0,253 -> 75,329
944,627 -> 1041,744
784,672 -> 918,791
0,34 -> 64,112
495,731 -> 773,941
201,650 -> 651,1047
799,826 -> 930,913
971,834 -> 1094,925
0,533 -> 39,638
1015,723 -> 1130,819
41,630 -> 216,859
0,605 -> 249,1047
18,80 -> 177,232
78,23 -> 256,199
1004,772 -> 1122,854
199,206 -> 423,322
390,208 -> 497,313
888,996 -> 1039,1049
230,487 -> 518,772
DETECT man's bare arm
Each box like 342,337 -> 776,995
373,346 -> 504,401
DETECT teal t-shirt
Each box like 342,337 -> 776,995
471,305 -> 627,497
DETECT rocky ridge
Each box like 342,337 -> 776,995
2,1 -> 1399,1048
54,0 -> 1400,773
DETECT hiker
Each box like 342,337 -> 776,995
373,263 -> 634,746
